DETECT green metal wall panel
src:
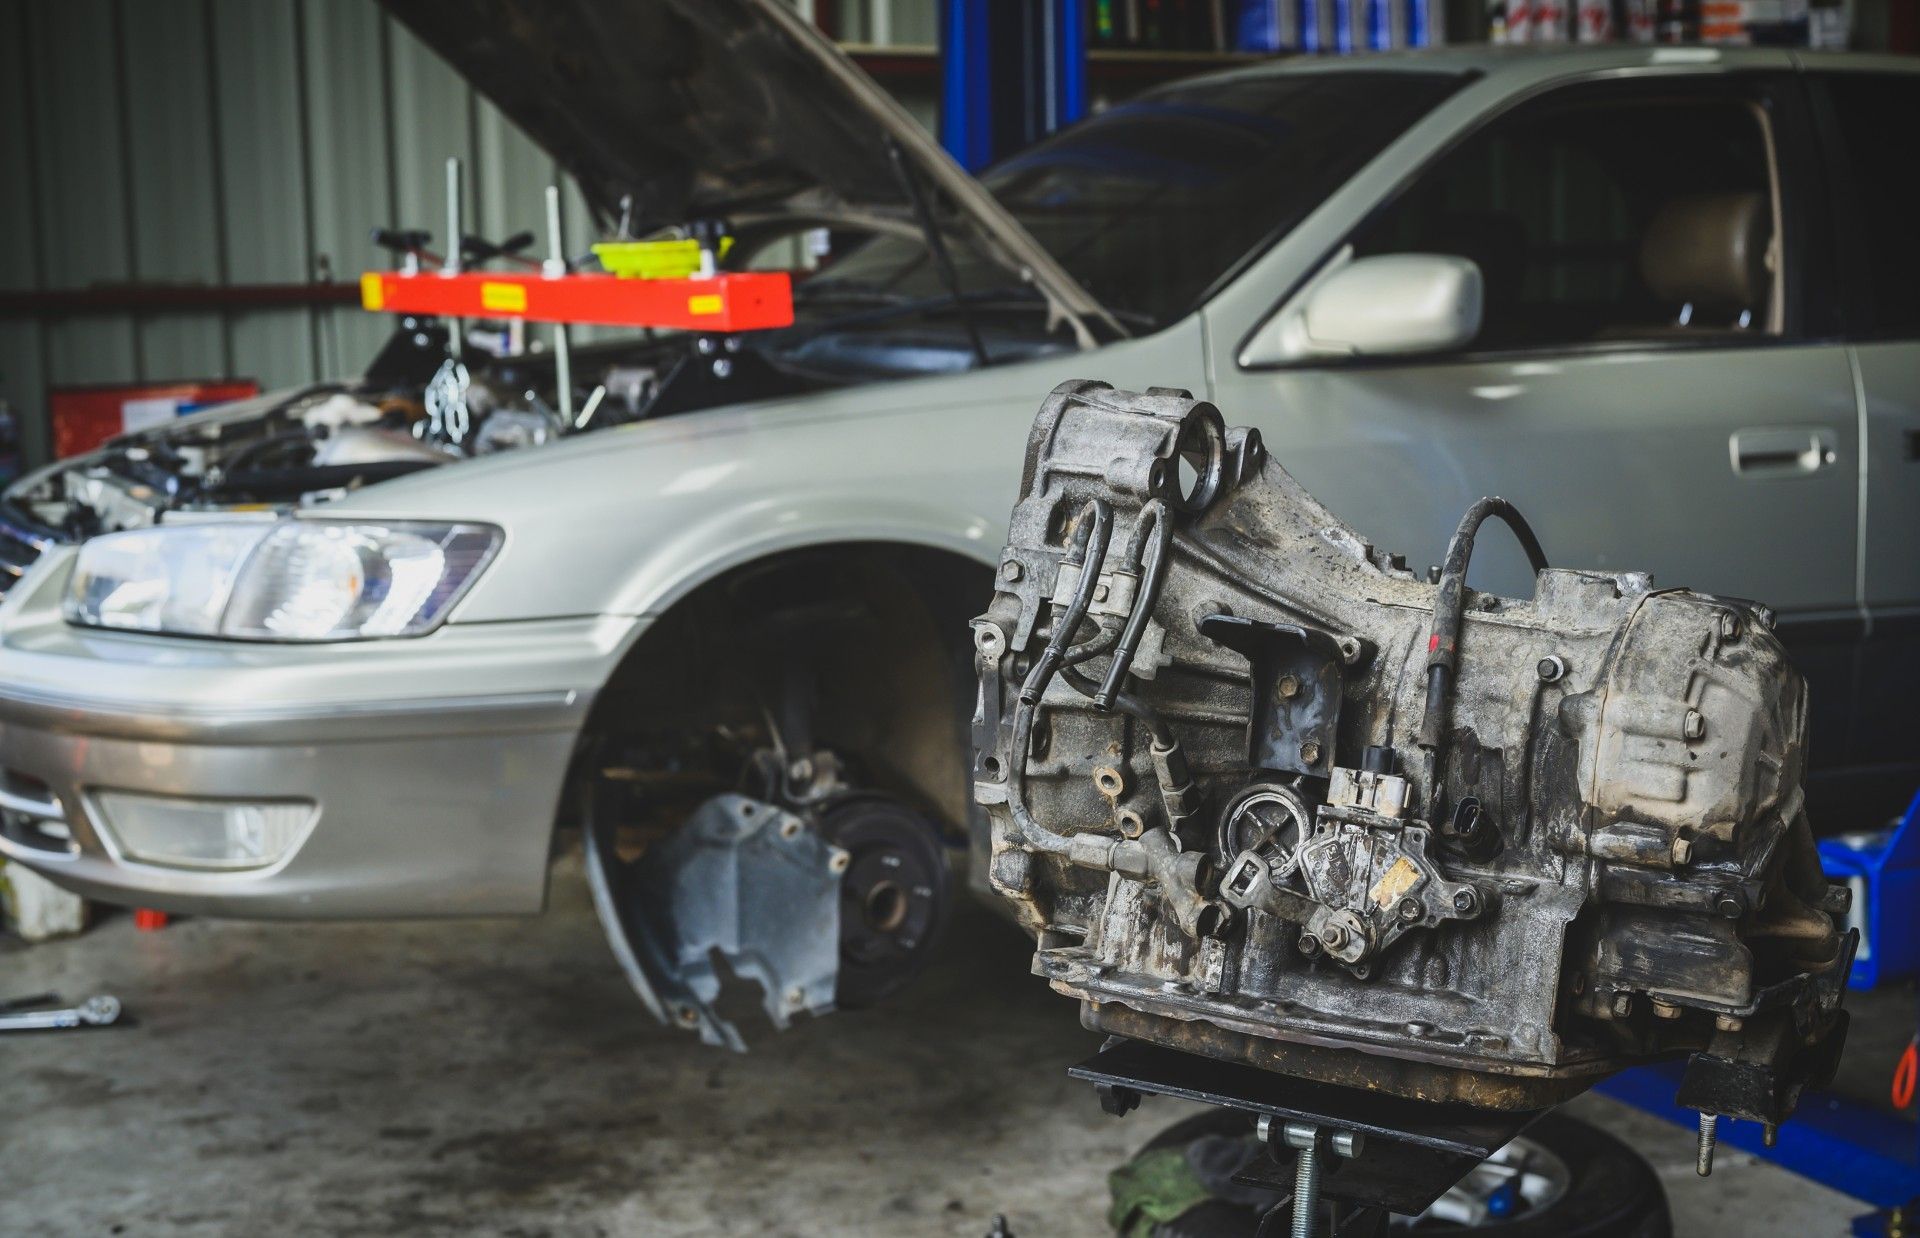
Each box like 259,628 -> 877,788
386,26 -> 475,249
121,0 -> 226,382
0,1 -> 47,462
211,0 -> 313,390
25,0 -> 138,389
302,0 -> 399,380
0,2 -> 42,294
474,100 -> 553,263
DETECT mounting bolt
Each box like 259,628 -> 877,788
1715,893 -> 1746,919
1191,600 -> 1230,631
1672,837 -> 1694,865
1715,1013 -> 1745,1033
1299,740 -> 1322,766
1651,998 -> 1682,1020
1093,583 -> 1110,603
1318,923 -> 1349,951
1001,560 -> 1023,582
1284,1122 -> 1322,1238
1537,655 -> 1567,683
1277,674 -> 1301,699
1452,887 -> 1479,916
1719,611 -> 1742,641
1612,993 -> 1634,1018
1696,1112 -> 1719,1177
1397,897 -> 1423,922
1266,1122 -> 1362,1238
1683,710 -> 1707,741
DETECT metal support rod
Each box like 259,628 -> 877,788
1291,1132 -> 1322,1238
1253,1116 -> 1363,1238
544,184 -> 574,423
443,156 -> 463,358
1697,1111 -> 1718,1176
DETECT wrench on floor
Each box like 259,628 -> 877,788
0,994 -> 122,1032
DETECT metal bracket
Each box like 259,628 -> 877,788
1070,1037 -> 1545,1216
585,793 -> 849,1052
1199,615 -> 1348,778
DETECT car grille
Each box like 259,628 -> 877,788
0,506 -> 59,598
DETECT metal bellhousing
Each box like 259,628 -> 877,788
973,380 -> 1852,1116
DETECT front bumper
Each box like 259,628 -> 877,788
0,548 -> 640,917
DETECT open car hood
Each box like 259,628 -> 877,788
380,0 -> 1120,343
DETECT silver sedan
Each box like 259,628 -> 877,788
4,25 -> 1914,1044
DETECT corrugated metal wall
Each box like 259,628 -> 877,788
0,0 -> 934,468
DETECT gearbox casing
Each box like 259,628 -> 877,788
974,381 -> 1851,1114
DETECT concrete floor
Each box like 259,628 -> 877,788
0,854 -> 1871,1237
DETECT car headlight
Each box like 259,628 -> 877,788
64,520 -> 502,641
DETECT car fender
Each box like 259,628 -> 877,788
605,487 -> 1006,623
317,319 -> 1210,627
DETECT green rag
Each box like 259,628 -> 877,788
1108,1145 -> 1215,1237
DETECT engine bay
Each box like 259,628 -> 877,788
974,381 -> 1854,1146
0,316 -> 861,545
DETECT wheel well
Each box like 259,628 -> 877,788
568,542 -> 993,838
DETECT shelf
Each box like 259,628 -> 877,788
0,282 -> 361,319
842,43 -> 1280,87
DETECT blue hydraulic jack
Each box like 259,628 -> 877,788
1600,789 -> 1920,1234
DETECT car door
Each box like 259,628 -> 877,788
1809,65 -> 1920,820
1212,68 -> 1861,759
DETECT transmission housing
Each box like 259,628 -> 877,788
973,380 -> 1852,1123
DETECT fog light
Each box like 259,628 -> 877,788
91,792 -> 317,870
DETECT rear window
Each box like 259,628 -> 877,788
1818,73 -> 1920,340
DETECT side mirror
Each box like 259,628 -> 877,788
1240,252 -> 1484,367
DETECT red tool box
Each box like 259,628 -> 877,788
50,380 -> 262,459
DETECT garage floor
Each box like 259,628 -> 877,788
1,853 -> 1870,1237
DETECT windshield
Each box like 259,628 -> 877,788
805,69 -> 1466,332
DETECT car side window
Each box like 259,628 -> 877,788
1818,74 -> 1920,340
1351,86 -> 1784,354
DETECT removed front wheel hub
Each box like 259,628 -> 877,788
819,797 -> 954,1009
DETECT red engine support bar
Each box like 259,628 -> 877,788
359,269 -> 794,332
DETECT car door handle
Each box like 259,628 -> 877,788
1729,427 -> 1837,478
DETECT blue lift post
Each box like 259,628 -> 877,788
939,0 -> 1087,172
1599,790 -> 1920,1226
